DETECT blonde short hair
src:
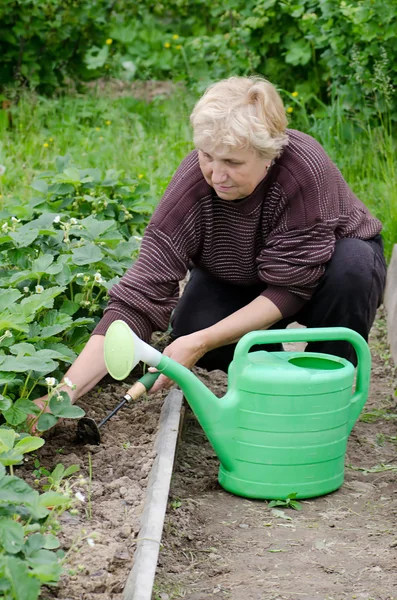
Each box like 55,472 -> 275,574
190,76 -> 288,160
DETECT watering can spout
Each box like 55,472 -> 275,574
103,320 -> 234,470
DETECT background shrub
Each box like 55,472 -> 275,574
1,1 -> 396,116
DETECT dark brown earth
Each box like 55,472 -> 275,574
155,313 -> 397,600
22,368 -> 169,600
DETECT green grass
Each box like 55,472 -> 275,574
0,86 -> 396,259
0,88 -> 195,208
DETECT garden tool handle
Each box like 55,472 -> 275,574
124,371 -> 160,401
235,327 -> 371,432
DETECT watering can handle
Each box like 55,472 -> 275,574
234,327 -> 371,432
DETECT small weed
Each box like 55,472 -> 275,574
360,409 -> 397,423
170,499 -> 182,510
122,441 -> 131,450
348,463 -> 397,474
268,492 -> 302,511
376,433 -> 386,446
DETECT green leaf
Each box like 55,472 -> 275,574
49,395 -> 84,419
0,355 -> 58,374
0,428 -> 16,452
0,449 -> 24,467
0,475 -> 38,505
63,464 -> 80,478
36,413 -> 58,432
0,314 -> 29,333
31,179 -> 48,194
19,286 -> 65,320
32,254 -> 54,273
24,533 -> 46,555
85,44 -> 109,69
38,491 -> 71,509
79,215 -> 116,240
0,290 -> 22,312
14,436 -> 45,455
43,533 -> 60,550
5,555 -> 41,600
71,243 -> 104,265
60,299 -> 80,316
27,549 -> 62,583
0,395 -> 12,412
0,519 -> 24,554
3,404 -> 28,426
9,228 -> 39,248
10,342 -> 36,356
0,373 -> 16,386
41,343 -> 77,363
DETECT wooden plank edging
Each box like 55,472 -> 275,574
385,244 -> 397,365
123,388 -> 183,600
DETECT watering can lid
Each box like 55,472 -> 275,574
232,350 -> 354,394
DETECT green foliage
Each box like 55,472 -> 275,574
268,492 -> 302,511
2,1 -> 396,115
0,0 -> 115,93
0,449 -> 81,600
0,155 -> 147,431
115,0 -> 396,116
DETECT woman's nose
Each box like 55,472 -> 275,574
212,162 -> 227,183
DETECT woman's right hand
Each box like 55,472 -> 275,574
27,396 -> 51,435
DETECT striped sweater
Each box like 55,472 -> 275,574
93,129 -> 382,341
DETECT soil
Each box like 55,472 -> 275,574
155,313 -> 397,600
22,366 -> 170,600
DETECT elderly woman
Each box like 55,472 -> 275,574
54,76 -> 386,400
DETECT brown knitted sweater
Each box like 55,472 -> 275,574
93,129 -> 382,341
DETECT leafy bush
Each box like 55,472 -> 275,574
106,0 -> 397,115
2,0 -> 396,116
0,0 -> 115,92
0,156 -> 145,430
0,431 -> 82,600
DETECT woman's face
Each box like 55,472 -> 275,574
198,146 -> 271,200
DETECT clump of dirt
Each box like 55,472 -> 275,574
156,314 -> 397,600
22,370 -> 170,600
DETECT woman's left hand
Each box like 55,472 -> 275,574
148,332 -> 208,394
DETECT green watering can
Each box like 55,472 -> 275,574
104,322 -> 371,500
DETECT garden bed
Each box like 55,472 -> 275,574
155,313 -> 397,599
22,373 -> 171,600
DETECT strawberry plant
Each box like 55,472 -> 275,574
0,429 -> 81,600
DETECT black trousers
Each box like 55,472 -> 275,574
170,235 -> 387,370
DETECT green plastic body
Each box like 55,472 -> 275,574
156,327 -> 371,499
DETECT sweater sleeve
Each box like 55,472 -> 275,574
92,225 -> 190,341
257,221 -> 336,317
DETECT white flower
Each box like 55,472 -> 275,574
11,216 -> 20,223
76,273 -> 84,278
0,165 -> 6,176
1,223 -> 9,232
64,376 -> 74,388
23,286 -> 29,293
134,235 -> 143,241
87,538 -> 95,547
53,215 -> 61,224
94,272 -> 103,283
35,285 -> 44,294
4,330 -> 12,338
45,377 -> 56,387
70,218 -> 78,225
75,491 -> 85,503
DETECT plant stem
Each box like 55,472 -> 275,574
87,452 -> 93,520
20,371 -> 32,398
